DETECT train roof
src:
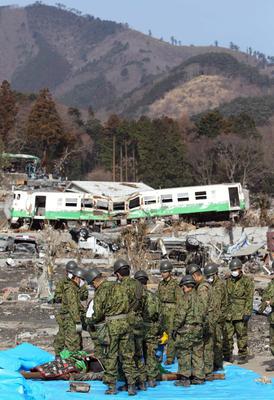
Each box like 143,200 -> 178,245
65,181 -> 154,196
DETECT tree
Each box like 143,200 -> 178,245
148,29 -> 152,37
0,80 -> 18,146
26,88 -> 67,169
196,110 -> 227,138
214,40 -> 218,47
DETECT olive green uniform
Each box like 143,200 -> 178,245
158,277 -> 181,363
54,279 -> 84,353
142,288 -> 160,381
90,281 -> 138,386
120,276 -> 146,382
258,279 -> 274,356
174,289 -> 206,380
209,275 -> 228,369
196,278 -> 214,375
53,277 -> 88,354
223,274 -> 254,359
86,280 -> 114,365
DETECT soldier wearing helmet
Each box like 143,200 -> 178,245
53,261 -> 88,355
204,263 -> 228,370
223,258 -> 254,364
134,270 -> 160,387
186,263 -> 214,377
173,275 -> 206,386
157,260 -> 181,365
53,266 -> 88,354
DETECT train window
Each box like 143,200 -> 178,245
17,194 -> 21,200
96,200 -> 109,210
161,194 -> 173,203
177,193 -> 189,202
113,202 -> 125,211
129,197 -> 140,209
81,199 -> 93,209
65,198 -> 78,207
195,191 -> 207,200
144,196 -> 157,205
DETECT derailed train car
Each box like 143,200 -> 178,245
10,183 -> 248,227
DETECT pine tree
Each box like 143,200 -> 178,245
26,88 -> 66,168
0,80 -> 18,146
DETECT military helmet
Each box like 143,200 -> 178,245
113,258 -> 130,274
134,270 -> 148,281
229,258 -> 242,271
160,260 -> 173,273
185,263 -> 201,275
204,263 -> 218,277
65,260 -> 78,273
73,267 -> 87,281
179,275 -> 196,287
86,268 -> 101,284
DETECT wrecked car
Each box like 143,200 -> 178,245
13,235 -> 40,257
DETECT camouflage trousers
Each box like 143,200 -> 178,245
203,326 -> 214,375
175,325 -> 205,380
270,324 -> 274,356
143,324 -> 160,381
54,315 -> 83,353
161,304 -> 177,362
213,323 -> 224,370
223,320 -> 248,358
103,319 -> 138,386
53,314 -> 65,355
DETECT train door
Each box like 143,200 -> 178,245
228,187 -> 240,208
34,195 -> 46,216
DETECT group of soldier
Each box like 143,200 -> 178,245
52,256 -> 274,395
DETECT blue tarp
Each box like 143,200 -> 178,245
0,344 -> 273,400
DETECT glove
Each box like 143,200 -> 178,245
75,323 -> 83,333
243,315 -> 251,322
171,330 -> 177,341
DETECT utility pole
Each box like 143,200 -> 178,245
125,139 -> 128,181
120,145 -> 123,181
112,135 -> 116,182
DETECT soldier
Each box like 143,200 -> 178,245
157,260 -> 181,365
114,259 -> 146,391
186,263 -> 214,377
53,260 -> 88,355
204,263 -> 228,370
258,269 -> 274,371
173,275 -> 206,386
89,265 -> 139,395
134,270 -> 160,387
85,268 -> 115,366
54,266 -> 87,353
223,258 -> 254,364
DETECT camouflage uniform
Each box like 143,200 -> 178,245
174,289 -> 205,379
142,288 -> 160,381
209,275 -> 228,369
54,279 -> 84,353
90,281 -> 138,386
258,279 -> 274,356
86,280 -> 114,366
158,277 -> 181,363
53,277 -> 88,354
196,278 -> 214,375
223,274 -> 254,359
120,276 -> 146,382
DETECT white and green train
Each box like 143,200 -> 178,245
10,183 -> 248,227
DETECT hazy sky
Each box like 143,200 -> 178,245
1,0 -> 273,55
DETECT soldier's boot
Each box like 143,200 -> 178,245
127,384 -> 137,396
105,385 -> 118,395
174,376 -> 191,387
118,384 -> 128,391
191,377 -> 205,385
237,356 -> 248,365
138,382 -> 147,391
147,380 -> 157,388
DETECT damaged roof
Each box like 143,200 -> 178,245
65,181 -> 154,197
